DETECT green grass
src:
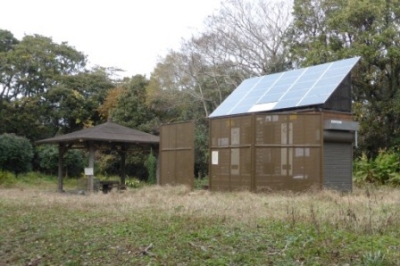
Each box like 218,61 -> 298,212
0,179 -> 400,265
0,171 -> 78,190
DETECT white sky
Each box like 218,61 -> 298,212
0,0 -> 221,78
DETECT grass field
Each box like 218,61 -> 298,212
1,183 -> 400,265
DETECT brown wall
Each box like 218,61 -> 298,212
209,113 -> 323,192
160,121 -> 195,188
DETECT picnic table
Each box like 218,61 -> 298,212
99,180 -> 121,193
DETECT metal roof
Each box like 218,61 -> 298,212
209,57 -> 360,118
36,121 -> 159,145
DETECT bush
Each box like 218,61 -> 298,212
126,178 -> 144,188
37,145 -> 85,177
0,133 -> 33,175
195,176 -> 209,189
353,150 -> 400,185
144,149 -> 157,184
0,170 -> 17,186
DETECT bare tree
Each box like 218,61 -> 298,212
204,0 -> 292,75
148,0 -> 293,118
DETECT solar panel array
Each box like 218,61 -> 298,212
209,57 -> 360,118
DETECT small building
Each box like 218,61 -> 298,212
208,57 -> 360,192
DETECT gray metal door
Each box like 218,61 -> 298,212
323,142 -> 353,191
159,121 -> 195,189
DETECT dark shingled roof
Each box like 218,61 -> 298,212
36,121 -> 159,144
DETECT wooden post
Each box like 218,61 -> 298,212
58,143 -> 65,193
120,145 -> 126,188
88,143 -> 95,193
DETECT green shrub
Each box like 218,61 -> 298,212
354,150 -> 400,185
0,170 -> 17,186
126,178 -> 143,188
194,176 -> 209,189
37,145 -> 84,177
0,133 -> 33,175
144,149 -> 157,184
353,153 -> 375,184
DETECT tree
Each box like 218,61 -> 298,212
204,0 -> 292,75
0,33 -> 89,140
0,31 -> 116,140
98,87 -> 126,120
41,67 -> 115,135
0,134 -> 33,175
148,0 -> 293,120
112,75 -> 157,133
287,0 -> 400,156
0,29 -> 18,53
0,34 -> 85,101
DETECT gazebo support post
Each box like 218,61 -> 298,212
58,143 -> 65,192
119,146 -> 126,188
155,148 -> 160,185
88,143 -> 95,193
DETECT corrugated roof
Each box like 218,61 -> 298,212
36,121 -> 159,144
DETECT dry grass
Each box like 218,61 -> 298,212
2,185 -> 399,233
1,185 -> 400,265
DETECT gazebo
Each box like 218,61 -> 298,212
36,121 -> 159,192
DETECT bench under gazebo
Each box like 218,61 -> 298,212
36,120 -> 159,192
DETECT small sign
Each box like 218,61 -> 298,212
84,167 -> 94,176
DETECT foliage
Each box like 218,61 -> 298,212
0,133 -> 33,175
0,31 -> 116,141
96,151 -> 119,176
354,150 -> 400,185
112,75 -> 157,133
125,178 -> 144,188
64,149 -> 86,177
95,149 -> 150,181
97,87 -> 126,120
287,0 -> 400,158
0,29 -> 18,52
194,121 -> 209,177
36,145 -> 85,178
30,67 -> 115,137
0,170 -> 17,186
194,176 -> 209,189
144,149 -> 157,184
0,171 -> 77,189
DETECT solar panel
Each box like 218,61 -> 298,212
209,57 -> 360,118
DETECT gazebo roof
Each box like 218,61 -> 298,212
36,121 -> 159,145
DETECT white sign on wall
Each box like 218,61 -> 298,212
212,151 -> 219,165
84,168 -> 94,176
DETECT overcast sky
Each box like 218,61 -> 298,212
1,0 -> 221,77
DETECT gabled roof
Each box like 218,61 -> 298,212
36,121 -> 159,144
209,57 -> 360,118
